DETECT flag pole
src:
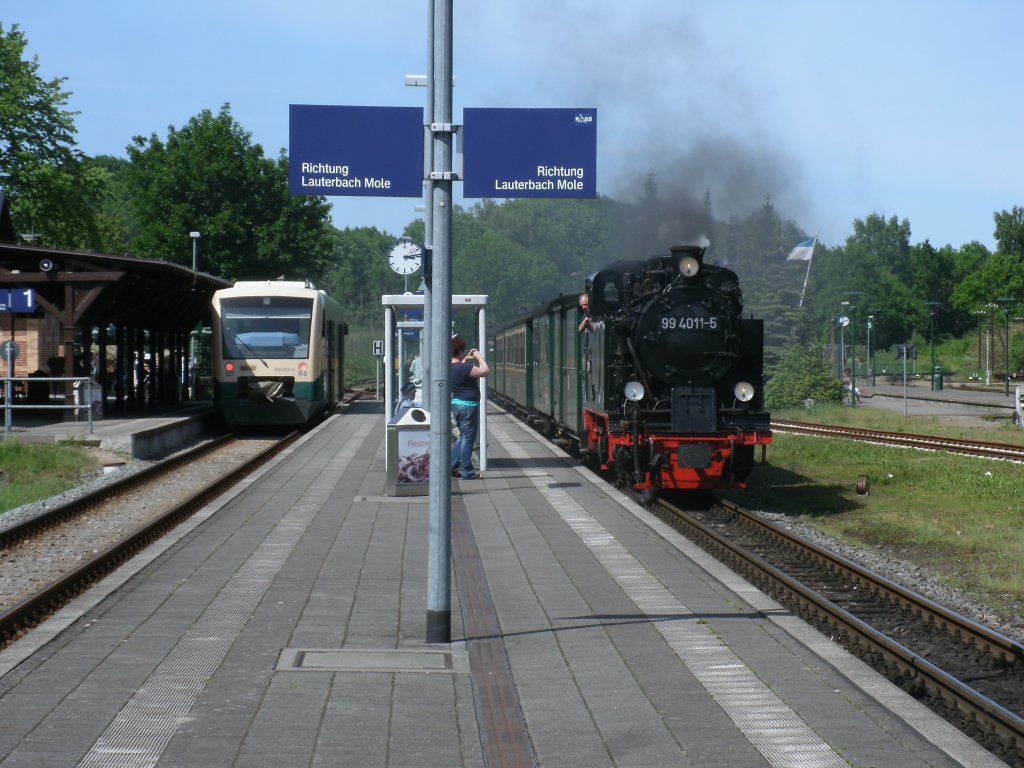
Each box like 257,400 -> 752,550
797,233 -> 817,308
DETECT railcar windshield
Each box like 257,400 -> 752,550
219,296 -> 313,359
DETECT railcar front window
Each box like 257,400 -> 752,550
220,297 -> 313,359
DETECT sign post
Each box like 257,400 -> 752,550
2,339 -> 18,435
287,15 -> 597,645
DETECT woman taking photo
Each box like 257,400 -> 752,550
450,336 -> 489,479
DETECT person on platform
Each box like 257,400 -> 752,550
450,336 -> 489,479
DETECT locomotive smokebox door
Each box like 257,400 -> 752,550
671,386 -> 716,432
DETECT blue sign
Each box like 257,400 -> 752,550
289,105 -> 424,197
462,108 -> 597,199
0,289 -> 35,313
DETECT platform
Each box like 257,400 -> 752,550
0,400 -> 1007,767
0,402 -> 217,458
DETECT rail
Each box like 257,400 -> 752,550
2,376 -> 101,435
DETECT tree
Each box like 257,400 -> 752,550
321,226 -> 406,325
993,206 -> 1024,258
764,341 -> 844,410
950,252 -> 1024,315
849,213 -> 912,275
126,104 -> 334,281
0,22 -> 107,248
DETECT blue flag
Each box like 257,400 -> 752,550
787,236 -> 816,261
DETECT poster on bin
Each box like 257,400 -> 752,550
397,433 -> 430,484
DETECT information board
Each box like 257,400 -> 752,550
0,289 -> 35,313
462,108 -> 597,198
289,105 -> 424,197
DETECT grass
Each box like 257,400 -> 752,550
0,441 -> 100,516
746,405 -> 1024,616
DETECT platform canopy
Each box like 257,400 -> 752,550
0,243 -> 231,333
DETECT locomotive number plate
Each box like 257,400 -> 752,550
660,315 -> 719,331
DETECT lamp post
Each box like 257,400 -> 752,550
925,301 -> 940,390
867,313 -> 875,386
838,301 -> 850,381
985,302 -> 998,385
975,309 -> 986,373
842,291 -> 864,404
189,231 -> 201,272
997,297 -> 1014,396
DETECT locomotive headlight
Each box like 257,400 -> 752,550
624,380 -> 645,401
679,255 -> 700,278
734,381 -> 755,402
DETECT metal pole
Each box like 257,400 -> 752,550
1005,306 -> 1011,396
421,3 -> 435,412
850,306 -> 857,405
425,0 -> 454,645
477,305 -> 487,471
383,307 -> 395,422
4,346 -> 11,434
930,313 -> 936,390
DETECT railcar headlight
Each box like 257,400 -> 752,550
734,381 -> 755,402
624,381 -> 645,401
679,255 -> 700,277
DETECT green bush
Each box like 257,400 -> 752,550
765,342 -> 844,410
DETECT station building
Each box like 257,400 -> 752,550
0,193 -> 231,415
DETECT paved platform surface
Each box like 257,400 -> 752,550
0,400 -> 1009,767
0,401 -> 216,458
826,377 -> 1020,424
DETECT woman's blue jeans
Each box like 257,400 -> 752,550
450,403 -> 479,476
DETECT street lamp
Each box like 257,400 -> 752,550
985,302 -> 998,385
925,301 -> 940,390
843,291 -> 864,404
838,301 -> 850,381
189,231 -> 201,272
974,309 -> 986,374
866,311 -> 879,386
997,297 -> 1015,396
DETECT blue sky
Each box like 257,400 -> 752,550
6,1 -> 1021,252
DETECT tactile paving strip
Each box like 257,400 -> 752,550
76,421 -> 373,768
496,426 -> 848,768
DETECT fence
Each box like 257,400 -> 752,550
2,376 -> 102,435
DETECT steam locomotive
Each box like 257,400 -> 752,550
489,245 -> 771,496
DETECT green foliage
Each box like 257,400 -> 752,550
6,19 -> 1024,380
126,105 -> 334,282
765,341 -> 844,410
0,441 -> 97,513
950,252 -> 1024,314
748,431 -> 1024,606
0,22 -> 109,249
322,226 -> 407,326
994,205 -> 1024,258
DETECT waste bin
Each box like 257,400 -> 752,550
931,371 -> 943,391
73,379 -> 104,421
385,406 -> 430,496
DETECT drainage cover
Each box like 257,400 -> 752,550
277,647 -> 469,674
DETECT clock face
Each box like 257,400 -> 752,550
388,241 -> 422,275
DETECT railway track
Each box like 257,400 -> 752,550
653,495 -> 1024,767
0,431 -> 299,649
774,419 -> 1024,461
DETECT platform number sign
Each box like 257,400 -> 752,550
0,289 -> 35,313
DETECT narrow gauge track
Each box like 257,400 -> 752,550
774,419 -> 1024,461
0,431 -> 300,650
652,495 -> 1024,767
